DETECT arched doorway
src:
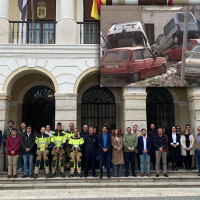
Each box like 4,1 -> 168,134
81,86 -> 116,132
146,87 -> 174,131
22,86 -> 55,132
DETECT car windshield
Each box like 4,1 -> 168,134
177,13 -> 195,22
103,51 -> 129,62
190,46 -> 200,59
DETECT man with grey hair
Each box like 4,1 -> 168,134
84,127 -> 98,177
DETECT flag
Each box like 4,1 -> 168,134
168,0 -> 173,4
91,0 -> 106,20
18,0 -> 28,21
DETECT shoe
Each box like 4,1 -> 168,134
68,174 -> 74,178
18,168 -> 23,172
50,174 -> 55,178
132,174 -> 137,177
164,174 -> 168,177
172,168 -> 175,171
99,175 -> 103,179
60,173 -> 65,178
125,174 -> 128,177
34,174 -> 38,179
147,174 -> 151,177
198,174 -> 200,176
140,174 -> 144,177
92,175 -> 97,177
155,174 -> 159,177
83,174 -> 88,178
21,175 -> 28,178
107,175 -> 111,178
78,174 -> 82,178
29,175 -> 33,178
7,175 -> 11,178
45,174 -> 50,178
13,175 -> 17,178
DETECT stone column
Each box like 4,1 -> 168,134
123,87 -> 147,133
55,93 -> 77,131
56,0 -> 77,44
0,0 -> 9,43
187,88 -> 200,133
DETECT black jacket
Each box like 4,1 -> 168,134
80,130 -> 89,139
21,132 -> 35,154
148,129 -> 158,140
168,132 -> 180,149
85,134 -> 98,153
154,135 -> 168,151
98,133 -> 112,153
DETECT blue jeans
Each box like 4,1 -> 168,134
196,149 -> 200,173
140,153 -> 150,174
99,151 -> 111,176
18,148 -> 23,169
23,153 -> 34,175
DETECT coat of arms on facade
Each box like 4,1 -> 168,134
37,1 -> 46,19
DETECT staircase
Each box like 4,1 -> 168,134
0,170 -> 199,190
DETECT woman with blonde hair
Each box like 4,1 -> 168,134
180,129 -> 194,171
111,129 -> 124,177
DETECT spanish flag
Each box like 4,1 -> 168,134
91,0 -> 106,20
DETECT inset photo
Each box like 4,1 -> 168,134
100,5 -> 200,87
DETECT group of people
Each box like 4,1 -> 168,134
2,120 -> 200,179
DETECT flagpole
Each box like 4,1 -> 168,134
31,0 -> 35,43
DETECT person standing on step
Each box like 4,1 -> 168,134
68,128 -> 84,178
34,127 -> 51,179
194,126 -> 200,176
84,127 -> 98,177
65,123 -> 75,171
3,121 -> 15,144
21,125 -> 35,178
45,125 -> 53,171
99,126 -> 112,179
50,122 -> 67,178
180,129 -> 194,171
176,126 -> 183,169
138,128 -> 152,177
168,126 -> 180,171
18,122 -> 26,173
147,123 -> 157,170
123,127 -> 138,177
154,128 -> 168,177
6,128 -> 21,178
111,129 -> 124,177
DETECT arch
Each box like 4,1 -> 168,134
3,66 -> 59,96
81,86 -> 116,131
146,87 -> 174,131
73,66 -> 99,93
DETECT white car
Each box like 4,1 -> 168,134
100,31 -> 107,58
177,45 -> 200,81
151,34 -> 166,56
106,21 -> 151,50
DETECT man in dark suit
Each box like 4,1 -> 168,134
168,126 -> 180,171
138,128 -> 152,177
98,126 -> 111,179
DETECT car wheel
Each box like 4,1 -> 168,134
133,72 -> 140,82
161,65 -> 167,75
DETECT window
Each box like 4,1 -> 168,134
143,49 -> 153,59
177,13 -> 195,23
164,19 -> 175,36
134,50 -> 143,60
190,47 -> 200,59
103,51 -> 129,62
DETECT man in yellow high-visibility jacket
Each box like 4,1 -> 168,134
68,128 -> 84,177
34,127 -> 51,179
50,122 -> 67,178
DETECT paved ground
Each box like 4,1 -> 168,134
0,188 -> 200,199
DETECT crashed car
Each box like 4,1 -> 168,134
107,22 -> 151,50
177,45 -> 200,81
101,46 -> 167,82
163,39 -> 200,61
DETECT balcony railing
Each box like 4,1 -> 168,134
9,21 -> 57,44
9,21 -> 100,45
77,21 -> 100,44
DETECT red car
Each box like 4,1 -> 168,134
101,47 -> 167,82
163,39 -> 200,61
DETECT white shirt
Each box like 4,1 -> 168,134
45,130 -> 53,137
143,136 -> 147,150
171,132 -> 179,145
